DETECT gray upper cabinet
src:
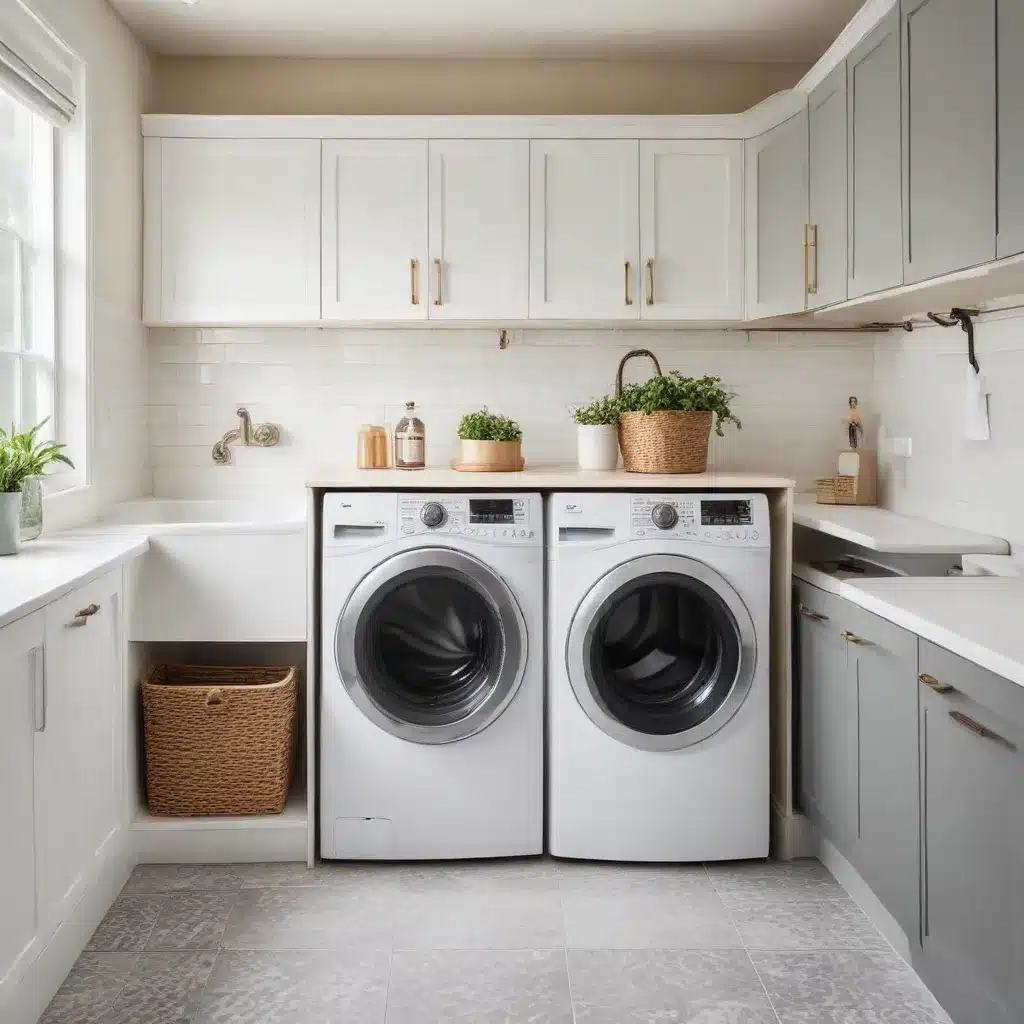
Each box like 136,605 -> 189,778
847,8 -> 904,298
807,64 -> 849,309
917,640 -> 1024,1024
998,0 -> 1024,258
902,0 -> 997,283
746,110 -> 809,318
842,602 -> 920,945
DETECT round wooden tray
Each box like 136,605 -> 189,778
451,459 -> 526,473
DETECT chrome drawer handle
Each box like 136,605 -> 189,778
948,710 -> 1017,752
798,603 -> 829,622
67,603 -> 100,628
841,630 -> 874,646
919,673 -> 955,694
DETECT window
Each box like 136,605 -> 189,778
0,85 -> 55,437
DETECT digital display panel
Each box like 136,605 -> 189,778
701,499 -> 753,526
469,499 -> 515,524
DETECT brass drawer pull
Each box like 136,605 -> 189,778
919,673 -> 955,694
645,258 -> 655,306
841,630 -> 874,647
68,603 -> 100,628
433,258 -> 443,307
804,223 -> 819,296
624,261 -> 633,306
410,258 -> 419,305
948,710 -> 1017,752
798,603 -> 829,622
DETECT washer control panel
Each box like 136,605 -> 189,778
629,494 -> 767,546
399,495 -> 539,544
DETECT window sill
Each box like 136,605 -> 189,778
41,483 -> 97,534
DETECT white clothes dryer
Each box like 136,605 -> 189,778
547,491 -> 771,862
320,491 -> 544,860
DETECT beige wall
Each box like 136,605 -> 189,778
149,56 -> 807,116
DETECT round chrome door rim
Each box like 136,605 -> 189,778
335,546 -> 527,745
566,553 -> 757,752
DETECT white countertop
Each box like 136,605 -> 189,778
0,535 -> 149,631
793,495 -> 1009,554
307,466 -> 796,490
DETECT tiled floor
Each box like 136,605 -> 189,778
42,858 -> 952,1023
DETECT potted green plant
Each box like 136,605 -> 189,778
456,409 -> 524,471
617,371 -> 740,474
572,395 -> 620,471
0,419 -> 74,554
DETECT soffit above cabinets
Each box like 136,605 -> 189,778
109,0 -> 862,62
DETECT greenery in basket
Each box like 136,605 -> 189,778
457,409 -> 523,443
571,395 -> 620,427
617,373 -> 741,437
0,418 -> 74,493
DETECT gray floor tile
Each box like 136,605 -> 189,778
145,892 -> 238,951
562,889 -> 742,950
104,951 -> 217,1024
87,896 -> 164,953
386,949 -> 574,1023
39,953 -> 139,1024
398,857 -> 558,894
194,950 -> 390,1024
223,886 -> 395,950
235,862 -> 318,887
730,896 -> 890,951
556,859 -> 712,896
121,864 -> 245,895
706,859 -> 846,903
308,861 -> 403,891
393,888 -> 565,950
750,949 -> 953,1022
568,948 -> 779,1023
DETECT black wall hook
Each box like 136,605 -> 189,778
927,308 -> 980,373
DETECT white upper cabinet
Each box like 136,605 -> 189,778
746,111 -> 810,319
428,140 -> 529,320
530,140 -> 641,319
639,141 -> 744,320
322,140 -> 429,321
144,138 -> 321,325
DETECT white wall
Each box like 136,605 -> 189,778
874,307 -> 1024,551
147,327 -> 876,498
30,0 -> 150,528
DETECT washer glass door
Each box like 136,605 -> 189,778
567,554 -> 756,751
336,547 -> 526,744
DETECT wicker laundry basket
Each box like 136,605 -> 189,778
142,664 -> 298,816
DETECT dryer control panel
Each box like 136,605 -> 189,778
629,494 -> 768,546
398,494 -> 540,545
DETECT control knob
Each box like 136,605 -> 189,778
420,502 -> 447,528
651,503 -> 678,530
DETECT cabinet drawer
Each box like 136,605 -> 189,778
919,639 -> 1024,731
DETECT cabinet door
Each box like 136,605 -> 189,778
746,111 -> 809,318
427,140 -> 529,320
847,8 -> 904,298
0,612 -> 43,986
639,140 -> 743,320
35,572 -> 122,937
807,64 -> 849,309
145,138 -> 321,325
919,678 -> 1024,1024
997,0 -> 1024,257
844,603 -> 920,944
902,0 -> 996,283
322,140 -> 428,321
529,140 -> 640,319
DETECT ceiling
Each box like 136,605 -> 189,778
110,0 -> 864,61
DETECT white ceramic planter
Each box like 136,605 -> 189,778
577,423 -> 620,471
0,490 -> 22,556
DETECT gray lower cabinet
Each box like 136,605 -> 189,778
807,64 -> 848,309
916,640 -> 1024,1024
847,7 -> 903,298
997,0 -> 1024,257
902,0 -> 997,283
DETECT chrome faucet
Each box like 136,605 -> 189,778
212,407 -> 281,465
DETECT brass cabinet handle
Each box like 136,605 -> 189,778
645,258 -> 655,306
624,261 -> 633,306
433,258 -> 443,307
798,603 -> 829,622
919,672 -> 955,694
410,258 -> 419,305
804,224 -> 819,296
68,603 -> 100,628
840,630 -> 874,646
948,710 -> 1017,752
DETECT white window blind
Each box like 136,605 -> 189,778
0,0 -> 76,126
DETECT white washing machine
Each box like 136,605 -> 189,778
320,491 -> 544,860
547,491 -> 771,862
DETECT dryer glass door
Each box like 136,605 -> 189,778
336,547 -> 526,744
567,554 -> 756,751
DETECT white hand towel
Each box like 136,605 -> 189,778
965,364 -> 991,441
